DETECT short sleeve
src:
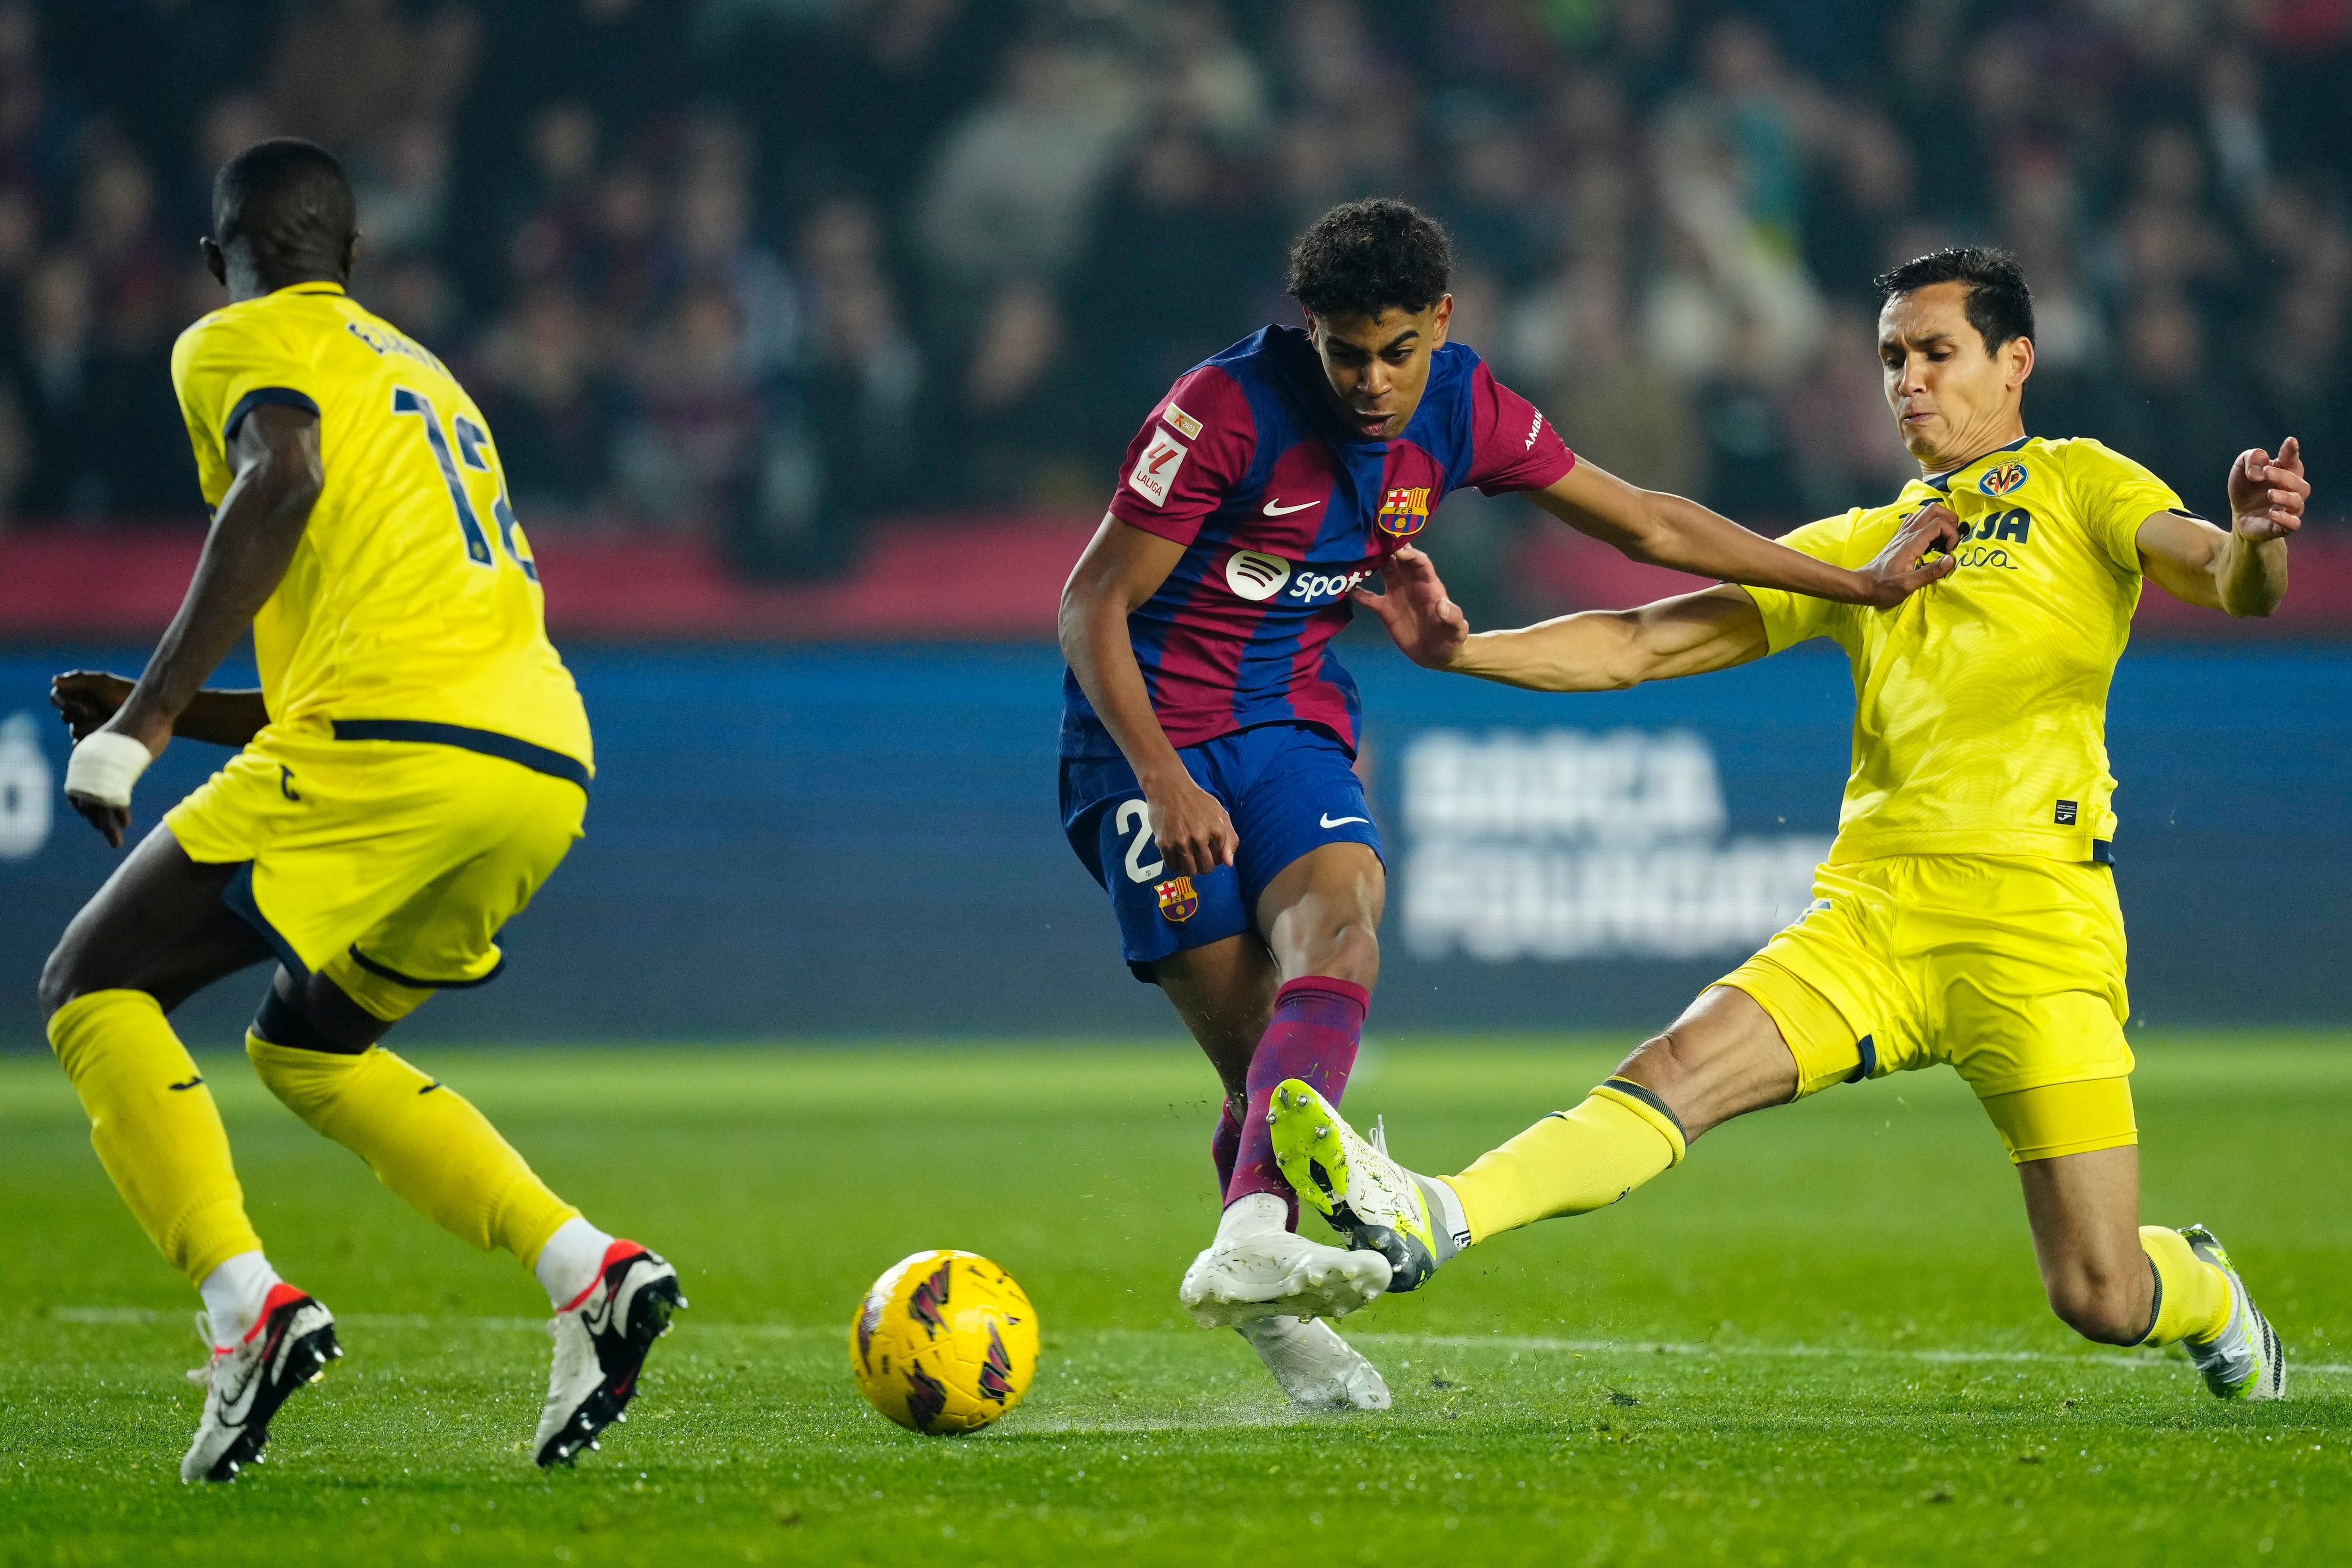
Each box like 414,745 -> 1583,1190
1740,512 -> 1860,652
2062,438 -> 2186,575
1462,362 -> 1574,495
1104,364 -> 1257,548
169,310 -> 321,508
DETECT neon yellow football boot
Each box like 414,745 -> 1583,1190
2179,1226 -> 2286,1401
1269,1079 -> 1467,1293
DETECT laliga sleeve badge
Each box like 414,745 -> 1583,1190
1155,876 -> 1200,922
1378,486 -> 1430,537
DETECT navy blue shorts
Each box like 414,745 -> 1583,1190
1060,724 -> 1384,983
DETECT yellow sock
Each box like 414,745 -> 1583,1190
48,991 -> 263,1285
245,1033 -> 577,1265
2138,1225 -> 2232,1346
1445,1078 -> 1688,1243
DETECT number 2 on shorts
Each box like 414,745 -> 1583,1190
1115,798 -> 1165,883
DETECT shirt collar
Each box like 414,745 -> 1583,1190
1923,433 -> 2032,493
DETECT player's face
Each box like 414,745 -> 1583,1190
1878,281 -> 2033,468
1305,297 -> 1453,441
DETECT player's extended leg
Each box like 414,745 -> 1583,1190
234,781 -> 687,1465
1268,985 -> 1799,1292
38,826 -> 341,1481
2003,1089 -> 2283,1399
1179,843 -> 1391,1328
1158,930 -> 1388,1409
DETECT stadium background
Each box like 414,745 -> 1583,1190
1,0 -> 2347,1044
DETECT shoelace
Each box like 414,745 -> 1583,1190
185,1311 -> 226,1386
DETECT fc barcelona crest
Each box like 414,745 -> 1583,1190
1155,877 -> 1199,922
1979,461 -> 2028,497
1377,486 -> 1431,537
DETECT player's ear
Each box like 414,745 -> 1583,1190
199,237 -> 226,288
342,228 -> 360,282
2006,334 -> 2034,392
1429,294 -> 1452,347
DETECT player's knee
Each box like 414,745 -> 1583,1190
36,941 -> 94,1020
2043,1268 -> 2146,1346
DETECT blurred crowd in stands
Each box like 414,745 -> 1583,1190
7,0 -> 2351,590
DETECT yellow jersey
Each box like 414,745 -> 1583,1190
1745,435 -> 2182,865
170,282 -> 591,771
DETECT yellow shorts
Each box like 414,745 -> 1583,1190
166,720 -> 588,1022
1716,854 -> 2137,1164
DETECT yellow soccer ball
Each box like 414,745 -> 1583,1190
849,1250 -> 1039,1434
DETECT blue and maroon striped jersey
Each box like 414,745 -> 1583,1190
1060,325 -> 1574,758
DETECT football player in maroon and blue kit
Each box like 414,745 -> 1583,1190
1057,199 -> 1954,1407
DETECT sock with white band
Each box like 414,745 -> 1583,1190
1214,1191 -> 1288,1246
198,1251 -> 282,1346
533,1215 -> 617,1308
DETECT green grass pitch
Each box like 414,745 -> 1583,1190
2,1033 -> 2347,1566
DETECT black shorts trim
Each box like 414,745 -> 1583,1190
330,719 -> 591,791
221,862 -> 310,982
346,944 -> 508,991
1844,1033 -> 1878,1084
225,386 -> 320,441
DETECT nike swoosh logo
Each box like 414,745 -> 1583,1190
1320,813 -> 1369,828
1262,498 -> 1320,515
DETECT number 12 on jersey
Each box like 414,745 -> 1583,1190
390,385 -> 539,581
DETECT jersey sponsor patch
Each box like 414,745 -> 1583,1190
1128,428 -> 1189,508
1225,549 -> 1292,601
1979,461 -> 2029,497
1162,401 -> 1203,440
1378,486 -> 1431,537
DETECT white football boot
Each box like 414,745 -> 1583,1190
1236,1316 -> 1391,1410
1180,1201 -> 1389,1328
2178,1225 -> 2286,1401
535,1240 -> 686,1466
180,1282 -> 341,1482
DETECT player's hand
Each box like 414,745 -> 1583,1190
63,711 -> 168,850
1142,773 -> 1238,878
1352,546 -> 1469,669
1855,502 -> 1961,607
50,670 -> 135,742
2228,438 -> 2306,542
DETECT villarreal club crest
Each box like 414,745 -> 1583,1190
851,1250 -> 1039,1434
1378,485 -> 1431,537
1979,461 -> 2029,497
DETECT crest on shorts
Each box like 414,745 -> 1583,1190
1155,876 -> 1199,922
1378,486 -> 1431,537
1978,461 -> 2028,497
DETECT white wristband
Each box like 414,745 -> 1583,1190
64,731 -> 154,808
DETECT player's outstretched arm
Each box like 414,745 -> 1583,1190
51,672 -> 269,748
63,403 -> 322,846
1526,459 -> 1958,607
1355,546 -> 1770,692
2135,438 -> 2304,617
1058,513 -> 1239,876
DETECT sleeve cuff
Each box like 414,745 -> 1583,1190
225,386 -> 321,441
1474,447 -> 1575,497
1105,497 -> 1202,547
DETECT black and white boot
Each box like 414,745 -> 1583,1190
180,1283 -> 341,1482
534,1240 -> 685,1466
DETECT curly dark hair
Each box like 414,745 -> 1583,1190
1874,247 -> 2035,354
1287,198 -> 1452,320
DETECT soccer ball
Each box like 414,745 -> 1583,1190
849,1249 -> 1039,1434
